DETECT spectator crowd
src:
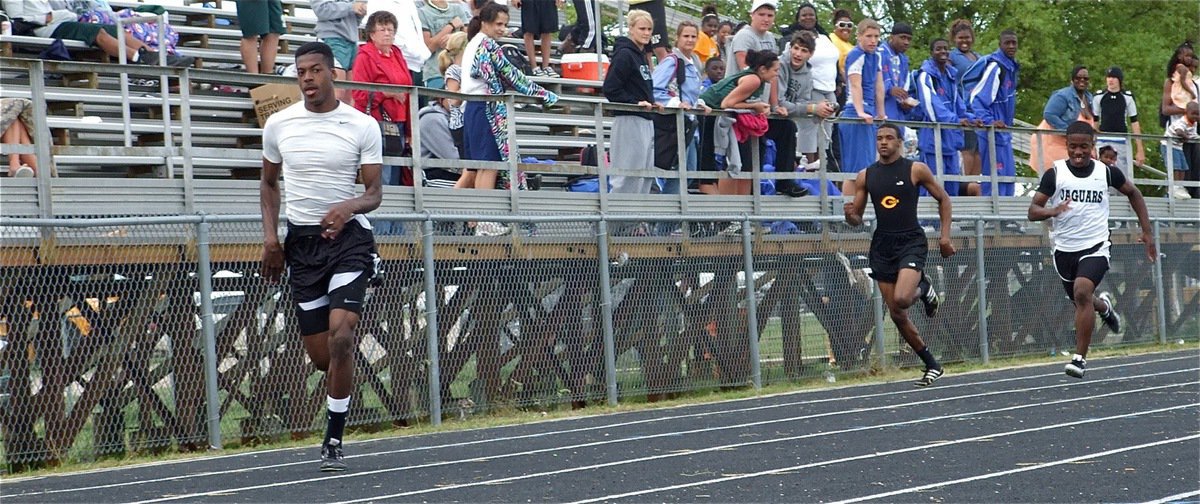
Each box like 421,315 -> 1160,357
1,0 -> 1197,208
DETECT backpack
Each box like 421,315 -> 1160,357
653,54 -> 698,170
500,44 -> 531,77
567,145 -> 606,192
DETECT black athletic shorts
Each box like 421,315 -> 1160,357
637,0 -> 669,51
1053,240 -> 1110,299
521,0 -> 558,36
285,219 -> 376,336
868,228 -> 928,283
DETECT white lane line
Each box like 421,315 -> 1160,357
569,405 -> 1200,504
1143,489 -> 1200,504
31,370 -> 1197,501
8,352 -> 1192,485
13,356 -> 1194,496
829,435 -> 1200,504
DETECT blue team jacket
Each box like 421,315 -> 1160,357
913,59 -> 973,154
968,49 -> 1020,146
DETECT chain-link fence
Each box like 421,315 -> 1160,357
1,213 -> 1196,469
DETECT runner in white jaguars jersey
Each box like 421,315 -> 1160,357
1027,121 -> 1156,379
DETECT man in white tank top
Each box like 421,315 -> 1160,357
1027,121 -> 1156,379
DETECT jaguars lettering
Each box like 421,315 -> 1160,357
1059,189 -> 1104,203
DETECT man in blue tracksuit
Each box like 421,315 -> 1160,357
913,38 -> 980,196
968,30 -> 1020,196
879,22 -> 913,134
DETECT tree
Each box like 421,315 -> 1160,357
696,0 -> 1200,168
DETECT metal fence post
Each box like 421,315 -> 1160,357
116,17 -> 132,147
987,126 -> 999,211
872,280 -> 886,367
179,70 -> 196,212
817,119 -> 829,210
741,217 -> 761,390
195,219 -> 223,449
1151,219 -> 1167,345
750,134 -> 761,216
596,219 -> 618,406
1165,144 -> 1176,216
595,104 -> 609,212
156,13 -> 174,179
675,107 -> 687,204
423,218 -> 442,425
29,60 -> 55,218
933,121 -> 943,180
976,216 -> 990,363
411,86 -> 425,212
506,94 -> 520,213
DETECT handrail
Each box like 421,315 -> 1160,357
3,55 -> 1197,218
5,56 -> 1193,145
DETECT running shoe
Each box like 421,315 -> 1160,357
543,66 -> 561,78
914,367 -> 943,387
531,66 -> 547,77
920,273 -> 940,318
1064,356 -> 1086,379
320,438 -> 346,472
1097,292 -> 1121,334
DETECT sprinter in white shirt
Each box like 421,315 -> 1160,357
260,41 -> 383,472
1027,121 -> 1155,380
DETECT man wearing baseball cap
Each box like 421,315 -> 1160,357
722,0 -> 804,197
1091,65 -> 1146,179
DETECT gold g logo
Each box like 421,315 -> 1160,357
881,195 -> 900,209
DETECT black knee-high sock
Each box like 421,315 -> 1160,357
324,410 -> 347,445
915,346 -> 939,370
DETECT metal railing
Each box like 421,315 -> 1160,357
1,56 -> 1198,221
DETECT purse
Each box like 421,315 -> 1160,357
366,91 -> 405,155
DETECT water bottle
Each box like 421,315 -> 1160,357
1,21 -> 12,37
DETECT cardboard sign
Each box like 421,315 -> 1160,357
250,83 -> 302,127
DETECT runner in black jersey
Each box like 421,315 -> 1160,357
846,123 -> 957,387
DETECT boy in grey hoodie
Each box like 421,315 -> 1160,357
776,31 -> 836,196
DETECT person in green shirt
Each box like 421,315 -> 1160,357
697,49 -> 779,196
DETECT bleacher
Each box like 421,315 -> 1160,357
0,0 -> 1196,222
0,0 -> 621,180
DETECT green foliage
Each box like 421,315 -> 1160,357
699,0 -> 1199,133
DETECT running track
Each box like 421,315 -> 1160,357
5,351 -> 1198,503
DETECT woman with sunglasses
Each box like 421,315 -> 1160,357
1029,66 -> 1095,173
830,9 -> 855,81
